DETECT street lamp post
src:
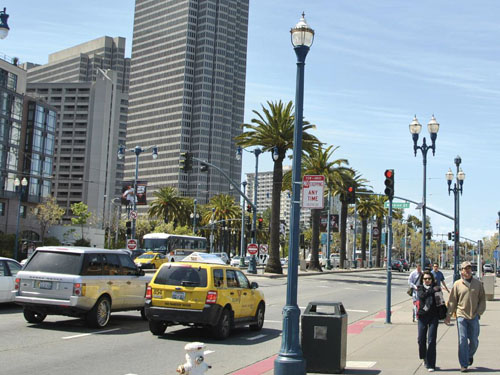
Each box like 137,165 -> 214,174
325,191 -> 332,269
190,199 -> 200,234
0,8 -> 9,39
275,13 -> 314,375
14,177 -> 28,261
240,181 -> 247,267
236,146 -> 261,274
210,208 -> 215,253
409,115 -> 439,269
446,156 -> 465,282
118,145 -> 158,240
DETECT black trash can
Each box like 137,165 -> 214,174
301,301 -> 348,374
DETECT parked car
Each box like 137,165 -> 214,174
483,263 -> 494,273
145,252 -> 265,340
0,257 -> 22,303
391,260 -> 404,272
134,252 -> 167,269
399,259 -> 410,271
14,246 -> 151,328
212,252 -> 230,264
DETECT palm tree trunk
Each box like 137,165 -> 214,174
376,217 -> 383,267
361,218 -> 368,267
265,158 -> 283,274
340,200 -> 348,269
309,208 -> 322,271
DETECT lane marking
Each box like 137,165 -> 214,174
246,334 -> 266,341
346,309 -> 369,313
346,361 -> 377,368
204,350 -> 215,355
343,287 -> 359,290
62,328 -> 120,340
264,320 -> 282,323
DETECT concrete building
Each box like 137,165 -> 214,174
126,0 -> 249,204
26,37 -> 129,227
0,56 -> 56,255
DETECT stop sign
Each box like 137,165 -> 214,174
247,243 -> 258,255
127,239 -> 138,251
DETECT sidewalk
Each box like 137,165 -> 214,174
232,278 -> 500,375
248,265 -> 383,279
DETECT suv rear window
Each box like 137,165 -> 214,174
24,251 -> 82,275
153,265 -> 208,287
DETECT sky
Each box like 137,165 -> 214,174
2,0 -> 499,244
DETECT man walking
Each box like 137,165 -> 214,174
445,261 -> 486,372
408,264 -> 422,322
431,263 -> 450,293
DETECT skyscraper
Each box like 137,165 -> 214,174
126,0 -> 248,204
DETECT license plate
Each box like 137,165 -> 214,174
37,281 -> 53,290
172,291 -> 185,300
153,289 -> 163,299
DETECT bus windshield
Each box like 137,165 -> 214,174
142,239 -> 168,252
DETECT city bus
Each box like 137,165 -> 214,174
142,233 -> 208,262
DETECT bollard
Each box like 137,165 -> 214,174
176,342 -> 212,375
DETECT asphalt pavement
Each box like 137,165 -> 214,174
231,269 -> 500,375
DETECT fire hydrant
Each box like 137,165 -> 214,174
176,342 -> 212,375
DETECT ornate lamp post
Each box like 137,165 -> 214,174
275,13 -> 314,375
446,156 -> 465,282
14,177 -> 28,260
409,115 -> 439,269
118,145 -> 158,239
190,199 -> 200,234
0,8 -> 9,39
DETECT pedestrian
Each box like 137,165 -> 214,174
416,270 -> 441,372
408,264 -> 423,321
431,263 -> 450,293
444,261 -> 486,373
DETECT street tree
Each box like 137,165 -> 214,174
36,196 -> 65,244
203,194 -> 240,254
236,100 -> 320,274
148,186 -> 191,226
70,202 -> 92,241
356,196 -> 378,267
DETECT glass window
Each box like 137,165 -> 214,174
47,112 -> 56,132
0,261 -> 6,276
30,153 -> 41,174
81,253 -> 103,276
213,268 -> 224,287
0,202 -> 4,216
0,117 -> 7,140
41,180 -> 51,198
33,130 -> 43,152
35,106 -> 44,127
11,96 -> 23,120
29,178 -> 39,196
235,270 -> 250,288
102,253 -> 121,276
0,92 -> 9,115
9,124 -> 20,146
7,72 -> 17,91
6,260 -> 21,276
43,157 -> 53,177
118,254 -> 138,275
226,269 -> 239,288
153,264 -> 208,287
44,134 -> 54,154
7,151 -> 17,170
24,251 -> 82,275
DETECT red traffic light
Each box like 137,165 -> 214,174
258,217 -> 263,223
348,186 -> 354,193
384,169 -> 393,178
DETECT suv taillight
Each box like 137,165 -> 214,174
205,290 -> 217,304
146,285 -> 152,300
15,278 -> 20,290
73,283 -> 85,296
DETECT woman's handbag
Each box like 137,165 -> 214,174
407,287 -> 413,296
437,304 -> 448,320
434,289 -> 447,319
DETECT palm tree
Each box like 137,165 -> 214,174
235,100 -> 320,274
285,144 -> 348,271
371,196 -> 387,267
202,194 -> 240,254
148,187 -> 191,227
356,196 -> 378,267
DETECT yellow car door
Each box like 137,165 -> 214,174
225,269 -> 243,318
235,270 -> 255,318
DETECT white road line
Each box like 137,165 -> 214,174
343,287 -> 359,290
62,328 -> 120,340
247,334 -> 266,341
204,350 -> 215,355
346,309 -> 369,313
264,320 -> 282,324
346,361 -> 377,368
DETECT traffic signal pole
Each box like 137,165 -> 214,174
386,198 -> 393,324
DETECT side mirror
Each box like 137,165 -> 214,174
250,281 -> 259,289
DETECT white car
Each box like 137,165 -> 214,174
0,257 -> 22,303
483,264 -> 494,273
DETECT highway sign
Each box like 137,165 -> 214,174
384,202 -> 410,209
302,175 -> 325,209
129,210 -> 138,219
247,243 -> 258,255
127,239 -> 138,251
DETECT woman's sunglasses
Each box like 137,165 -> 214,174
423,277 -> 432,280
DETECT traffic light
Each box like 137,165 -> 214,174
448,232 -> 452,241
346,186 -> 355,204
246,204 -> 252,213
384,169 -> 395,199
200,162 -> 208,172
179,152 -> 193,172
246,217 -> 251,231
126,221 -> 131,236
258,217 -> 263,230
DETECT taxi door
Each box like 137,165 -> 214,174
235,270 -> 255,318
225,269 -> 243,318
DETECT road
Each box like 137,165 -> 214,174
0,269 -> 451,375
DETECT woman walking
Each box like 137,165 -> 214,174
416,270 -> 441,372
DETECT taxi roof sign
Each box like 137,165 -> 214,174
181,252 -> 227,265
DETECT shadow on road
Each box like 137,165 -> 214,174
0,303 -> 22,315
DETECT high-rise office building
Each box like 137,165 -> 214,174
26,37 -> 129,225
126,0 -> 249,204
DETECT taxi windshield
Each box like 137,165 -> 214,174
137,254 -> 155,259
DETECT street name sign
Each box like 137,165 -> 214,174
247,243 -> 258,255
384,201 -> 410,209
302,175 -> 325,209
127,239 -> 138,251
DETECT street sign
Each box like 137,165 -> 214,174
302,175 -> 325,209
247,243 -> 258,255
259,244 -> 268,254
384,201 -> 410,209
127,239 -> 138,251
129,210 -> 138,219
494,250 -> 499,260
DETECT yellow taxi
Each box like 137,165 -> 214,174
144,252 -> 265,340
134,252 -> 168,270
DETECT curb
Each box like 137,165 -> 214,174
247,268 -> 385,279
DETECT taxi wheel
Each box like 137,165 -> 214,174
149,320 -> 167,335
23,308 -> 47,323
250,303 -> 265,331
212,308 -> 231,340
87,296 -> 111,328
